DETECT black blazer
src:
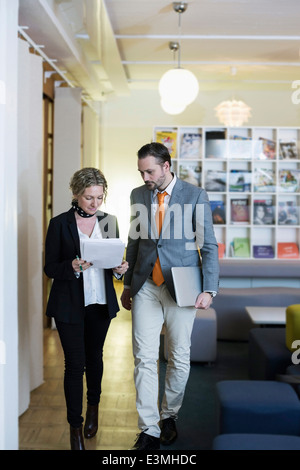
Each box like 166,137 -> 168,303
44,208 -> 120,324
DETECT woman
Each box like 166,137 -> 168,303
44,167 -> 128,450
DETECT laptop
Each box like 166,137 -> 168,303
171,266 -> 203,307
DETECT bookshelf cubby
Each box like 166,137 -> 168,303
154,125 -> 300,260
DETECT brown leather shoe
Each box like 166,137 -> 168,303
70,425 -> 85,450
84,404 -> 99,439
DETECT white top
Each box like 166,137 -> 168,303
78,222 -> 107,307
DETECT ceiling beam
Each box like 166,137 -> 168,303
115,34 -> 300,41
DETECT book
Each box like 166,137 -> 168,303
277,242 -> 299,259
210,200 -> 226,224
253,245 -> 274,258
218,243 -> 226,258
253,167 -> 276,192
254,137 -> 276,160
179,163 -> 201,187
279,141 -> 298,159
278,200 -> 298,225
253,199 -> 275,225
155,130 -> 177,158
233,237 -> 250,257
180,133 -> 202,159
278,169 -> 300,193
229,169 -> 251,192
230,198 -> 249,224
204,170 -> 227,192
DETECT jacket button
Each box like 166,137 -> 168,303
158,244 -> 162,248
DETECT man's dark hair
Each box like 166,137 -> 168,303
137,142 -> 171,166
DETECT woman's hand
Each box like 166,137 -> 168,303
112,260 -> 129,275
72,257 -> 93,273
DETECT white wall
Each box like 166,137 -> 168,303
0,0 -> 19,450
17,38 -> 44,416
101,87 -> 300,242
53,87 -> 82,216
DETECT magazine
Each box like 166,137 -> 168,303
278,200 -> 298,225
204,170 -> 227,192
278,169 -> 300,193
253,245 -> 274,258
279,141 -> 298,159
253,199 -> 275,225
254,137 -> 276,160
228,135 -> 252,159
155,130 -> 177,159
179,163 -> 201,187
253,168 -> 276,192
277,242 -> 299,259
180,133 -> 202,159
210,200 -> 226,224
233,237 -> 250,257
230,198 -> 249,224
229,169 -> 251,192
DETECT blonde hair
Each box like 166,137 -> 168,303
70,167 -> 108,202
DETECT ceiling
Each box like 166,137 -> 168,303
18,0 -> 300,103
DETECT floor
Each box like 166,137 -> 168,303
19,281 -> 139,450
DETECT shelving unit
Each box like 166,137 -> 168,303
154,126 -> 300,260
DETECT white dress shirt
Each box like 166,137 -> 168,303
78,222 -> 107,307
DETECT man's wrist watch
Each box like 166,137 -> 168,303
205,291 -> 217,298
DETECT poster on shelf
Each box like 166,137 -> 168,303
279,141 -> 298,159
253,199 -> 275,225
253,167 -> 276,192
229,169 -> 252,192
204,170 -> 226,192
155,130 -> 177,158
210,200 -> 226,224
230,198 -> 250,224
278,169 -> 300,193
180,133 -> 202,159
278,200 -> 298,225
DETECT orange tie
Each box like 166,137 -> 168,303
152,191 -> 168,286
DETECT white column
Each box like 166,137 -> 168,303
0,0 -> 19,450
82,105 -> 100,168
17,38 -> 44,416
53,87 -> 82,216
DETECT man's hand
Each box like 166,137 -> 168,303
195,292 -> 212,310
121,288 -> 132,310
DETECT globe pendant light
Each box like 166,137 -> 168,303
215,99 -> 252,127
215,67 -> 252,126
159,2 -> 199,114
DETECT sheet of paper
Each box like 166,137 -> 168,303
81,238 -> 125,269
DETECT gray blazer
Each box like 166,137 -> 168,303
124,177 -> 219,301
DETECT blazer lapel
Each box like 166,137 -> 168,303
143,188 -> 157,239
67,209 -> 81,255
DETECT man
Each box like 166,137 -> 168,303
121,142 -> 219,450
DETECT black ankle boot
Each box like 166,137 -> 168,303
70,425 -> 85,450
84,404 -> 99,439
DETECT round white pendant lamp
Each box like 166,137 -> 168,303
159,3 -> 199,114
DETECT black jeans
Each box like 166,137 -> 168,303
56,304 -> 111,428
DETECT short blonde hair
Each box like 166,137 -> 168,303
70,167 -> 108,201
